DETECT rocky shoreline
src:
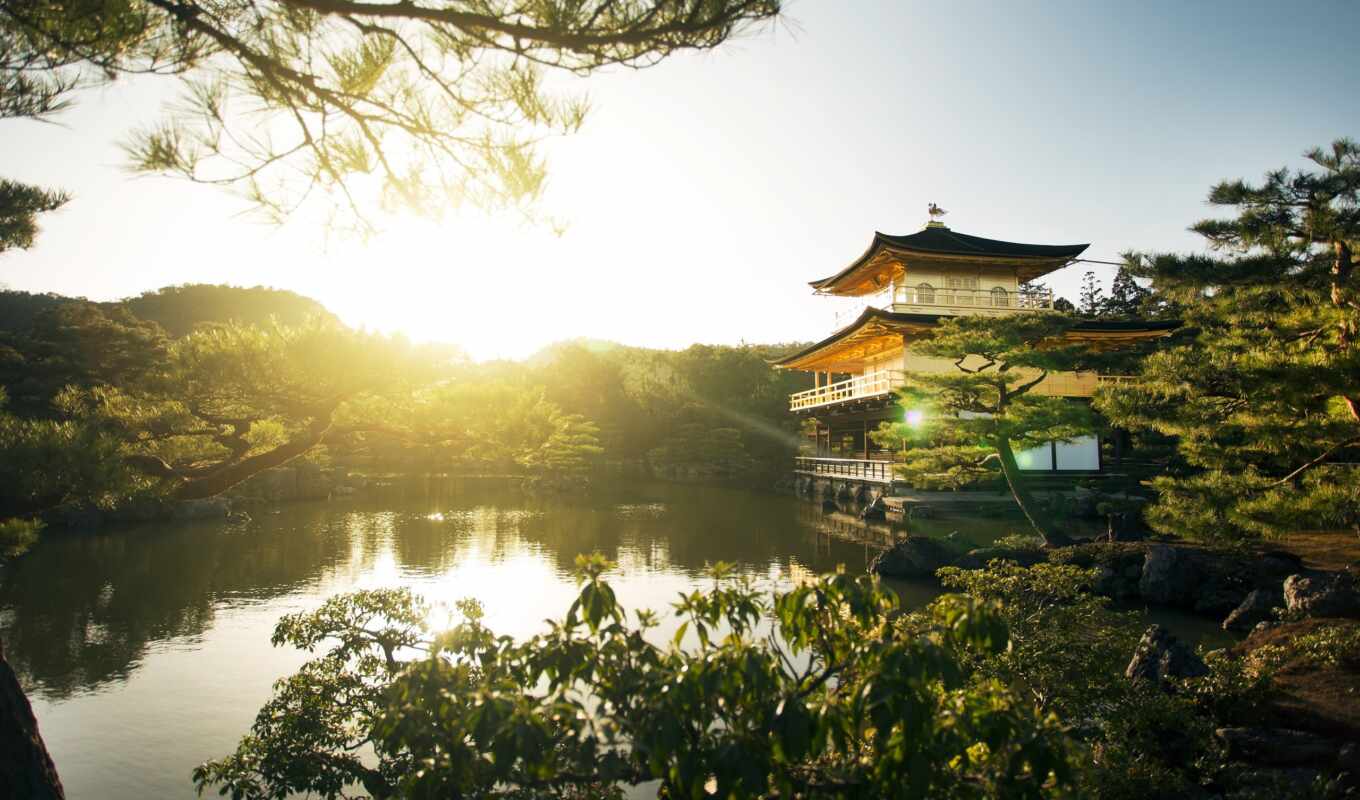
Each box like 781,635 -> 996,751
872,535 -> 1360,795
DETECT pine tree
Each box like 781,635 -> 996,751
3,0 -> 781,232
526,411 -> 604,477
0,180 -> 67,254
873,313 -> 1098,546
1098,266 -> 1151,317
1078,271 -> 1104,316
1097,139 -> 1360,541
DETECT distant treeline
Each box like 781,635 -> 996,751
0,284 -> 812,495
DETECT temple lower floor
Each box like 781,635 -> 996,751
804,402 -> 1104,472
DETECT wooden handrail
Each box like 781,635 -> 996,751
789,370 -> 904,411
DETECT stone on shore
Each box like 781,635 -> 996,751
870,537 -> 956,579
1222,588 -> 1281,631
1125,624 -> 1209,683
1283,573 -> 1360,619
1139,544 -> 1200,607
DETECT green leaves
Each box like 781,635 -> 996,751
199,564 -> 1074,800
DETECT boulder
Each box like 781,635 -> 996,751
1125,624 -> 1209,683
1215,727 -> 1340,766
1222,588 -> 1281,632
870,537 -> 956,579
1283,573 -> 1360,619
1093,566 -> 1141,602
1139,544 -> 1198,606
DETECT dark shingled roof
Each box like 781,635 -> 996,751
770,307 -> 1179,368
810,226 -> 1091,290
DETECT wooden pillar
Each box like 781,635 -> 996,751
862,419 -> 870,460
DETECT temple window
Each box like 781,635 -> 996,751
915,283 -> 935,304
991,286 -> 1009,307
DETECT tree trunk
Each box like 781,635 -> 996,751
0,636 -> 64,799
1332,240 -> 1360,422
994,437 -> 1071,547
170,418 -> 333,501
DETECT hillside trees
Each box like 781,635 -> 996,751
1096,139 -> 1360,541
0,315 -> 458,516
2,0 -> 781,232
872,313 -> 1101,546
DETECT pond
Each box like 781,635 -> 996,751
0,478 -> 1226,799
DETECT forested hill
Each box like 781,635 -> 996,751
120,284 -> 338,336
0,284 -> 334,337
0,284 -> 814,490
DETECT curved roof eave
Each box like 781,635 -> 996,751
809,229 -> 1092,291
770,309 -> 1181,368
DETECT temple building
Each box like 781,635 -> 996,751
773,213 -> 1176,486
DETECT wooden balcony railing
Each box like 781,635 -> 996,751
794,457 -> 895,484
831,286 -> 1054,328
894,285 -> 1053,311
791,372 -> 1134,410
789,370 -> 904,411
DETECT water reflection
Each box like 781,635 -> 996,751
0,479 -> 908,700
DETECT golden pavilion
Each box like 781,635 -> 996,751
773,212 -> 1176,482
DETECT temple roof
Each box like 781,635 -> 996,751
810,224 -> 1090,296
772,307 -> 1179,372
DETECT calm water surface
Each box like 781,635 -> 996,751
0,479 -> 1223,798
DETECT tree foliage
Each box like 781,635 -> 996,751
1078,271 -> 1103,317
197,556 -> 1071,799
872,313 -> 1099,545
1098,265 -> 1152,318
2,0 -> 780,232
1097,138 -> 1360,541
0,179 -> 67,254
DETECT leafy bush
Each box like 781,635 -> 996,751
197,557 -> 1073,799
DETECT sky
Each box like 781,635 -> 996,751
2,1 -> 1358,360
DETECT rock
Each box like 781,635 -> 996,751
1093,566 -> 1140,602
1139,544 -> 1198,606
225,510 -> 252,524
1125,624 -> 1209,683
1215,727 -> 1340,766
1222,588 -> 1281,632
870,537 -> 956,579
172,497 -> 231,520
1283,573 -> 1360,619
